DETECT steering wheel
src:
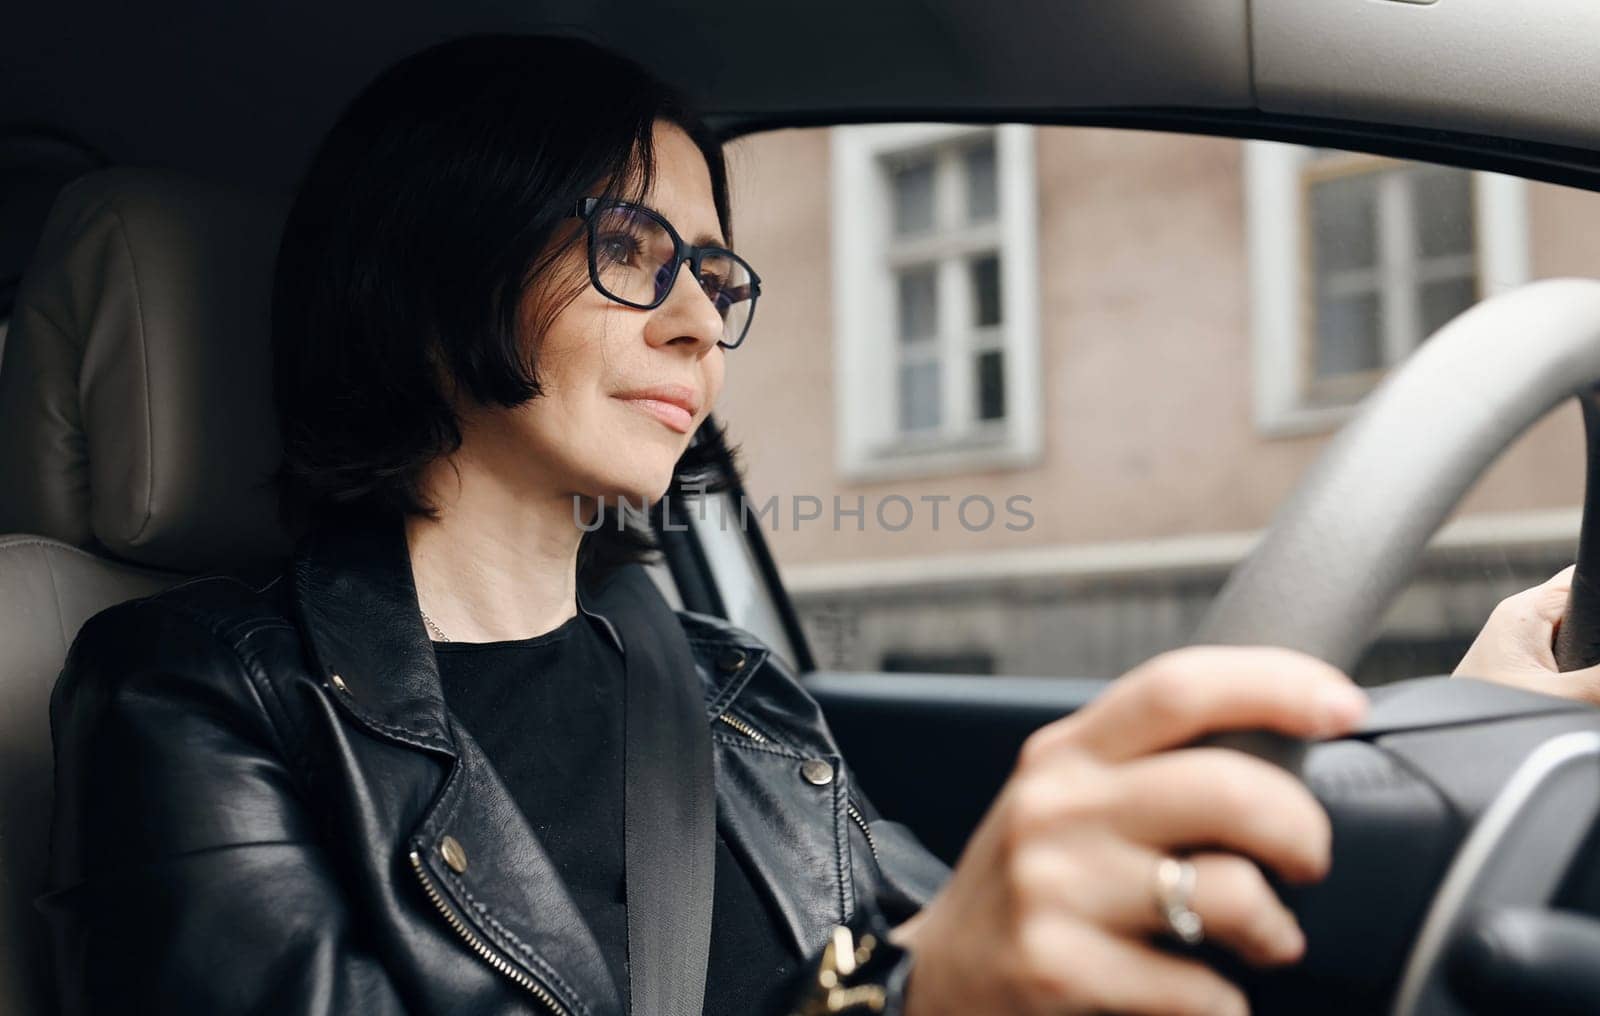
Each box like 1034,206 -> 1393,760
1185,278 -> 1600,1016
1197,277 -> 1600,672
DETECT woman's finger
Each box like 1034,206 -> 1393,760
1109,747 -> 1333,883
1531,565 -> 1578,634
1543,563 -> 1578,595
1015,917 -> 1249,1016
1031,645 -> 1366,766
1143,851 -> 1305,967
1014,838 -> 1305,968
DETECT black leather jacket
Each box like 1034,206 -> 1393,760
39,512 -> 950,1015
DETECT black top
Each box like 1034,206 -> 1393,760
433,611 -> 800,1015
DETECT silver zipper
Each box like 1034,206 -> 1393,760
408,849 -> 568,1015
716,710 -> 768,743
846,801 -> 880,864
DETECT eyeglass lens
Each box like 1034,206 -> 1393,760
589,204 -> 756,346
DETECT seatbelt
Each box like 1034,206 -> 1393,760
599,567 -> 717,1016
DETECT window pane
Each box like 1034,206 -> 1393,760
897,267 -> 938,342
965,142 -> 997,222
890,158 -> 936,235
1311,172 -> 1379,273
976,349 -> 1006,421
1419,276 -> 1477,337
1315,291 -> 1382,377
1414,168 -> 1475,258
898,361 -> 941,431
970,254 -> 1002,327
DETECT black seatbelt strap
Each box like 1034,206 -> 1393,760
603,568 -> 716,1016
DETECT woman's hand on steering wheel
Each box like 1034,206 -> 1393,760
1454,564 -> 1600,703
889,646 -> 1367,1016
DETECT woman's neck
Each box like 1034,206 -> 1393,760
405,460 -> 589,644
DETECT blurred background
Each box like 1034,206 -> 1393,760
712,124 -> 1600,685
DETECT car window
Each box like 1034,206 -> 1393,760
710,124 -> 1600,686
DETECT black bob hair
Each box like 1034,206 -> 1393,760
271,34 -> 738,582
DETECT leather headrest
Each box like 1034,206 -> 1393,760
0,168 -> 292,572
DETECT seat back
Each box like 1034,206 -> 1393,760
0,540 -> 174,1011
0,169 -> 290,1014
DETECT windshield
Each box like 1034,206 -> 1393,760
711,124 -> 1598,685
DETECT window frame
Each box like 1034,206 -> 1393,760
831,123 -> 1042,481
1245,140 -> 1531,436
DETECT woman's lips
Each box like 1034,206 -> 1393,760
618,396 -> 694,434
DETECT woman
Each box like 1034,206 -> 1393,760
39,34 -> 1590,1016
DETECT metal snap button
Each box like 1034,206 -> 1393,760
439,835 -> 468,874
330,673 -> 350,694
718,648 -> 748,674
800,759 -> 835,786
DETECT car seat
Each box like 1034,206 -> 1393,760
0,169 -> 292,1014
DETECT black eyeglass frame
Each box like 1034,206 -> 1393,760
572,196 -> 762,349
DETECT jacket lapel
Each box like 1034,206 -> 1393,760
290,508 -> 623,1016
679,614 -> 854,956
291,508 -> 452,746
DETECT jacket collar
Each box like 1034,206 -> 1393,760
288,507 -> 625,749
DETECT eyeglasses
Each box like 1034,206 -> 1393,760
572,197 -> 761,349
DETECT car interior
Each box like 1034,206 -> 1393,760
8,2 -> 1600,1014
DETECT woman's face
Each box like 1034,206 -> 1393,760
459,120 -> 728,510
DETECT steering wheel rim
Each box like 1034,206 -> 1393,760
1194,278 -> 1600,674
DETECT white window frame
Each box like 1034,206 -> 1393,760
831,124 -> 1042,481
1245,140 -> 1530,436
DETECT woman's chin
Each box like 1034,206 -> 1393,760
590,474 -> 676,510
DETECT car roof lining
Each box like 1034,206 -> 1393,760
2,1 -> 1599,191
0,0 -> 1249,192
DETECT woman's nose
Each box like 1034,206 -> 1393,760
647,260 -> 724,352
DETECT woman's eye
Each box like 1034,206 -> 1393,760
596,232 -> 643,265
697,280 -> 737,318
698,270 -> 730,297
